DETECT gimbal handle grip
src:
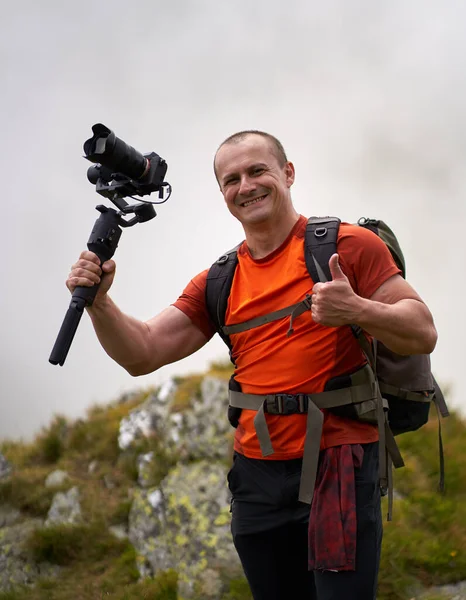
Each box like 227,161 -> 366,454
49,207 -> 122,366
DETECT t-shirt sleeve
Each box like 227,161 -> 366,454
337,224 -> 402,298
172,269 -> 216,340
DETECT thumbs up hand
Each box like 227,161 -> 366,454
311,254 -> 362,327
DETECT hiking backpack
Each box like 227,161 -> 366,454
205,217 -> 449,519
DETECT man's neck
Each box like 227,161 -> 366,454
244,210 -> 300,259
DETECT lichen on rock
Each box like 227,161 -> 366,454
128,459 -> 241,599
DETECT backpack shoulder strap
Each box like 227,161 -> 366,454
304,217 -> 341,283
205,243 -> 241,353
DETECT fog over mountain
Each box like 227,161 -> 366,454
1,0 -> 464,439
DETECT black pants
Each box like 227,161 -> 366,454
228,443 -> 382,600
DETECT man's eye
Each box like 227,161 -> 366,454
253,168 -> 264,175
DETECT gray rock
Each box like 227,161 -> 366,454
158,379 -> 176,403
45,469 -> 69,488
137,451 -> 157,488
0,505 -> 21,528
197,568 -> 224,598
45,486 -> 82,526
108,525 -> 128,540
0,518 -> 60,591
418,581 -> 466,599
169,376 -> 233,462
88,460 -> 99,474
128,460 -> 241,599
118,387 -> 172,451
0,452 -> 12,480
117,376 -> 233,463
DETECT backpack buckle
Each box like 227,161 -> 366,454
265,394 -> 308,415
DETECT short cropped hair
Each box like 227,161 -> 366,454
214,130 -> 288,180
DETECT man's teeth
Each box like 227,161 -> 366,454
243,195 -> 265,207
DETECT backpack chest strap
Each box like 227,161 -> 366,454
229,383 -> 378,504
222,295 -> 313,336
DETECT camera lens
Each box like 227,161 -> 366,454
84,124 -> 148,180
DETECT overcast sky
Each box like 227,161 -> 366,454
1,0 -> 464,440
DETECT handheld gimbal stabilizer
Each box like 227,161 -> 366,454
49,124 -> 171,366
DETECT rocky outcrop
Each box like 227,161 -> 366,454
119,376 -> 233,463
128,460 -> 241,598
122,375 -> 239,597
0,375 -> 237,598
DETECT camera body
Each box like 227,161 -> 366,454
84,123 -> 169,201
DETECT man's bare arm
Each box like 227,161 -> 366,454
355,274 -> 437,355
88,299 -> 209,375
67,251 -> 209,375
311,254 -> 437,355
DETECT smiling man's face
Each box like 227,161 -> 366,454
214,134 -> 295,229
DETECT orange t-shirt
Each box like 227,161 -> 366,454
174,215 -> 401,460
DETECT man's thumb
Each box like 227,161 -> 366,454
329,254 -> 346,281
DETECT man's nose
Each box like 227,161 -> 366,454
238,175 -> 256,196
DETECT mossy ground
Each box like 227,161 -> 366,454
0,374 -> 464,599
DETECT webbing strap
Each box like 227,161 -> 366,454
229,384 -> 377,412
308,383 -> 377,409
254,402 -> 273,456
384,425 -> 404,469
375,385 -> 388,497
222,295 -> 312,336
379,382 -> 433,403
351,325 -> 376,371
433,377 -> 449,418
434,397 -> 446,493
352,328 -> 404,520
386,453 -> 394,522
300,401 -> 324,504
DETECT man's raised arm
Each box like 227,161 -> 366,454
66,251 -> 209,375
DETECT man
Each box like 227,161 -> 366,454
67,131 -> 437,599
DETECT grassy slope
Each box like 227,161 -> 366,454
0,366 -> 464,600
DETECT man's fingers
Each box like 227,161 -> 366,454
329,254 -> 347,281
101,260 -> 116,273
66,275 -> 98,292
72,259 -> 102,276
79,250 -> 101,264
66,252 -> 116,298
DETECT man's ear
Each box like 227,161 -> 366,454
285,161 -> 295,187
